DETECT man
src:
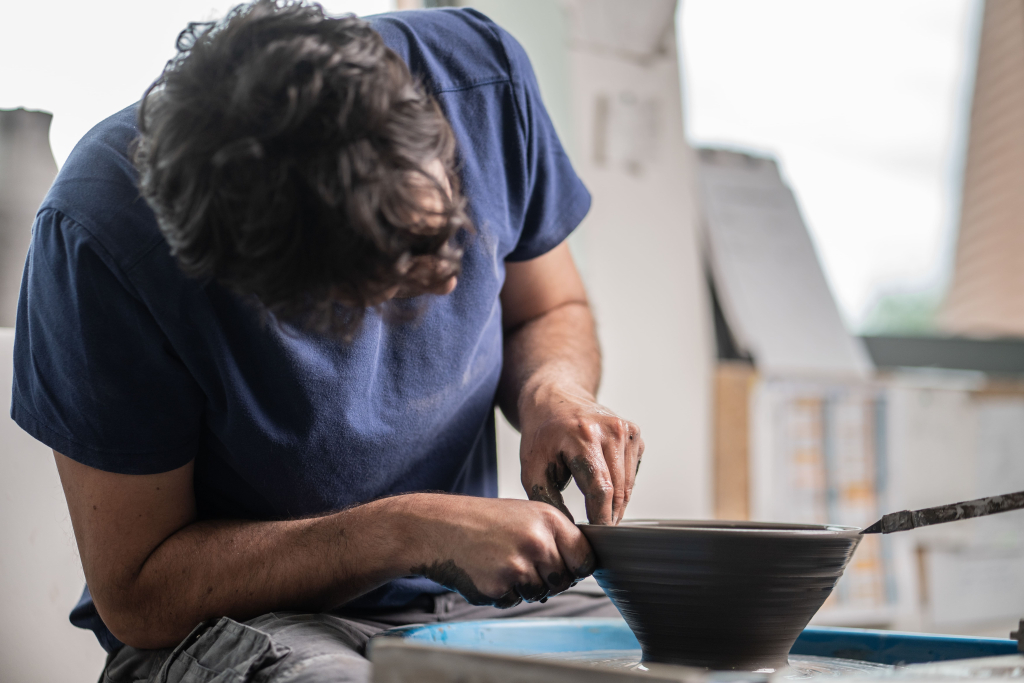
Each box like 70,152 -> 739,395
12,2 -> 643,681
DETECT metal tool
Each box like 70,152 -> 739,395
862,490 -> 1024,534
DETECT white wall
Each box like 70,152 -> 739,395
0,328 -> 108,681
886,376 -> 1024,634
566,2 -> 712,520
0,0 -> 397,169
472,0 -> 714,519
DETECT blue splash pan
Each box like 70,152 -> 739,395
377,618 -> 1019,666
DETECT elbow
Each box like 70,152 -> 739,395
92,587 -> 194,650
107,621 -> 188,651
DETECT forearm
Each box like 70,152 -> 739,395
98,491 -> 595,649
497,301 -> 601,429
498,293 -> 642,525
99,493 -> 430,649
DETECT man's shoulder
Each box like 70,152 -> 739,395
39,104 -> 165,275
369,8 -> 521,94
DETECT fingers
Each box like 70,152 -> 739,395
600,420 -> 630,524
569,450 -> 615,526
514,557 -> 573,603
537,552 -> 574,597
467,548 -> 554,607
549,458 -> 573,492
548,506 -> 597,579
512,510 -> 577,603
512,506 -> 589,604
415,557 -> 524,609
522,405 -> 645,525
523,454 -> 574,522
571,417 -> 631,525
492,588 -> 523,609
588,418 -> 642,525
426,497 -> 596,611
522,408 -> 643,526
622,425 -> 644,518
512,560 -> 550,603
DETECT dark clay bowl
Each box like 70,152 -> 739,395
579,519 -> 861,671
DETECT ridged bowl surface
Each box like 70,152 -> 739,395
579,519 -> 861,671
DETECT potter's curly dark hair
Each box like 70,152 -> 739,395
134,0 -> 470,338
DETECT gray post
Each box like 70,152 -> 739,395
0,108 -> 58,327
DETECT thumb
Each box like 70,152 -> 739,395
523,460 -> 574,522
551,519 -> 597,579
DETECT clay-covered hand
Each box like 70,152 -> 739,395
409,496 -> 595,608
518,384 -> 644,525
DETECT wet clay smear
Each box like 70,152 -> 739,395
410,559 -> 522,609
579,520 -> 861,671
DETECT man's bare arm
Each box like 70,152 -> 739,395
498,243 -> 599,426
55,452 -> 592,649
497,243 -> 644,525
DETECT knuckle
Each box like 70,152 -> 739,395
538,503 -> 562,525
507,557 -> 532,581
515,570 -> 538,589
527,515 -> 555,543
570,458 -> 601,493
520,533 -> 547,559
541,503 -> 573,531
579,421 -> 602,442
588,480 -> 615,502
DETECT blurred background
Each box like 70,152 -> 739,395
3,0 -> 1023,680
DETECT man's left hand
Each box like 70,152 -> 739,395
518,383 -> 643,525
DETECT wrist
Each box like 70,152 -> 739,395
374,493 -> 457,574
518,372 -> 596,426
329,493 -> 443,587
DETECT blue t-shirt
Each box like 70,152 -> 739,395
11,8 -> 590,653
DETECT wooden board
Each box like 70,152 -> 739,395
713,361 -> 755,520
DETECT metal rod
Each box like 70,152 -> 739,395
861,490 -> 1024,534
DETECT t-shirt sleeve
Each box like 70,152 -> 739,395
499,27 -> 592,262
11,209 -> 204,474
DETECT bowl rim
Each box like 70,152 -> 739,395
579,518 -> 862,536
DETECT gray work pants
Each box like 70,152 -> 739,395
100,590 -> 619,683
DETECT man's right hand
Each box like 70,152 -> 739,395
54,451 -> 596,649
404,496 -> 595,608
